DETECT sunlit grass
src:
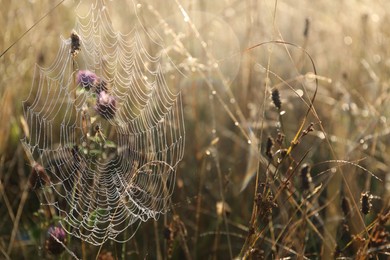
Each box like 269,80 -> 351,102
0,0 -> 389,259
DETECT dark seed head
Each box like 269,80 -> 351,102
265,136 -> 274,160
304,18 -> 310,38
271,89 -> 282,110
29,162 -> 50,190
45,225 -> 67,255
95,91 -> 117,119
341,196 -> 351,217
360,191 -> 372,215
300,164 -> 312,191
70,31 -> 81,57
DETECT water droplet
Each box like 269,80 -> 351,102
230,98 -> 235,104
344,36 -> 353,45
224,8 -> 235,17
362,109 -> 369,117
360,139 -> 365,144
137,3 -> 142,9
212,129 -> 216,134
247,140 -> 252,144
280,110 -> 286,116
206,150 -> 211,155
212,90 -> 216,95
296,89 -> 304,97
318,132 -> 326,140
234,121 -> 239,126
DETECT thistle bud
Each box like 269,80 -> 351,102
360,191 -> 372,215
45,225 -> 67,255
95,91 -> 117,119
271,89 -> 282,110
76,70 -> 98,91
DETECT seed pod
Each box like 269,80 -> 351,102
303,18 -> 310,38
45,225 -> 67,255
341,196 -> 351,217
360,191 -> 372,215
300,164 -> 312,191
95,91 -> 117,119
265,136 -> 274,160
271,89 -> 282,110
70,31 -> 81,57
29,162 -> 50,190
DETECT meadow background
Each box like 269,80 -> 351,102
0,0 -> 389,259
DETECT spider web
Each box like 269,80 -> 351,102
22,0 -> 184,245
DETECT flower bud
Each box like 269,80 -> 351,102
45,225 -> 67,255
95,91 -> 117,119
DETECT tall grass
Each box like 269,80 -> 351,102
0,0 -> 389,259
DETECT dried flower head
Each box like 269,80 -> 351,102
360,191 -> 372,215
369,212 -> 389,249
70,31 -> 81,57
265,136 -> 274,160
95,91 -> 117,119
304,18 -> 310,38
45,225 -> 67,255
271,88 -> 282,110
76,70 -> 98,90
29,162 -> 50,190
255,190 -> 277,221
341,196 -> 351,217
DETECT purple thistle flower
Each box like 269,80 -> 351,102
45,225 -> 67,255
76,70 -> 99,90
95,91 -> 117,119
